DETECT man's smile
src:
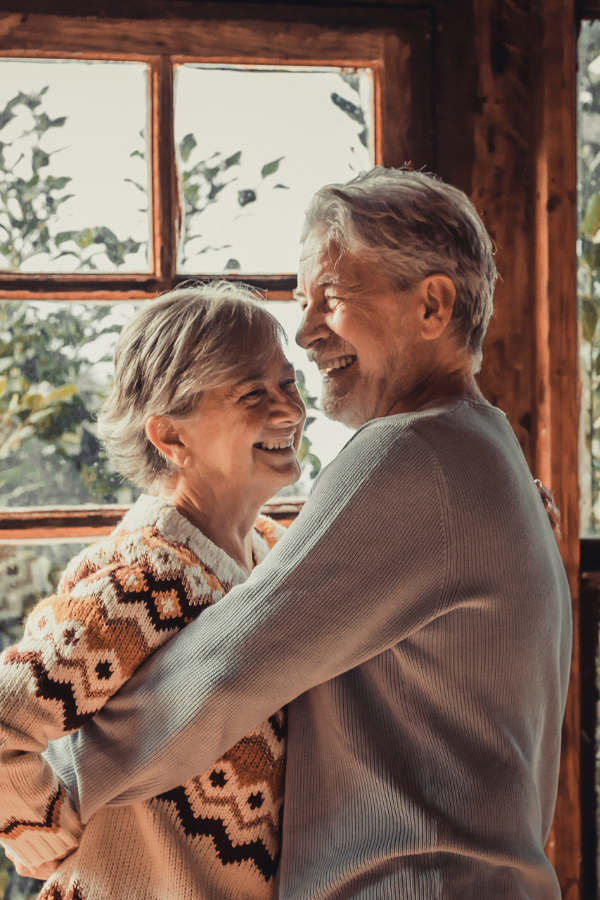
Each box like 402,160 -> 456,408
318,354 -> 357,377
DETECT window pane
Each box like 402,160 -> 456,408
578,23 -> 600,535
0,299 -> 143,507
0,59 -> 151,274
175,65 -> 374,275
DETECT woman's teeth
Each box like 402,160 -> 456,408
255,436 -> 295,451
321,355 -> 356,375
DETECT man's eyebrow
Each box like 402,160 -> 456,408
293,277 -> 340,302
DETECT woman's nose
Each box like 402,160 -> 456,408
271,391 -> 305,426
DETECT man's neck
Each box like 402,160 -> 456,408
386,368 -> 485,418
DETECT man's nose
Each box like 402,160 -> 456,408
295,301 -> 330,350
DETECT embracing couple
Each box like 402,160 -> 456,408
0,167 -> 570,900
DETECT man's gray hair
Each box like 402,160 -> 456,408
301,167 -> 497,360
98,282 -> 284,492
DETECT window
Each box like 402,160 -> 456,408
577,18 -> 600,894
0,8 -> 431,565
0,59 -> 371,515
578,22 -> 600,536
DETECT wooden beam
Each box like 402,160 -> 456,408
0,0 -> 430,21
0,12 -> 385,59
577,0 -> 600,18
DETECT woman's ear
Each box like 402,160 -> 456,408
145,416 -> 191,468
419,274 -> 456,341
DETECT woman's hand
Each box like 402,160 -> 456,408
534,479 -> 562,540
4,846 -> 65,880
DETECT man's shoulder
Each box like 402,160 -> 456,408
296,399 -> 521,553
304,406 -> 454,527
339,399 -> 508,472
312,398 -> 525,525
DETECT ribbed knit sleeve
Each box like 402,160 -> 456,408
48,419 -> 452,820
46,402 -> 571,898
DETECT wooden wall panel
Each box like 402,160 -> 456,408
541,2 -> 580,893
467,0 -> 581,894
471,0 -> 535,461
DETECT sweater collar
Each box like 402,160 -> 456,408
116,494 -> 264,588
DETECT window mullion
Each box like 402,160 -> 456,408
153,55 -> 178,289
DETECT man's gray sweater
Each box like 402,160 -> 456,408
47,398 -> 571,899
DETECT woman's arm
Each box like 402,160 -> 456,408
0,590 -> 93,872
0,533 -> 221,873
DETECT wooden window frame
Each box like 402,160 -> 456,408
0,3 -> 432,540
0,8 -> 430,300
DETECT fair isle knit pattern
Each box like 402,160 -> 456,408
0,495 -> 286,900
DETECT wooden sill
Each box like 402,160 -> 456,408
0,498 -> 305,541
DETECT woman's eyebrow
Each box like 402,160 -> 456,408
234,373 -> 265,386
231,364 -> 295,390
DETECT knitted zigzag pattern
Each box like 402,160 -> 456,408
0,497 -> 286,900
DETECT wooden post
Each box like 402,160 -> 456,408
473,0 -> 580,893
541,0 -> 581,893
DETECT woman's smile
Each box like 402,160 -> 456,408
253,433 -> 297,452
173,348 -> 306,498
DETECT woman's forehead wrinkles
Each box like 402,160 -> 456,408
226,358 -> 295,392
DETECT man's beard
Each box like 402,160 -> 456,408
320,368 -> 392,429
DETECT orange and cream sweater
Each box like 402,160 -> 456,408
0,495 -> 287,900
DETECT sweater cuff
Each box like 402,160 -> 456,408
3,786 -> 83,870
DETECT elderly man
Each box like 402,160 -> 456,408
47,167 -> 570,898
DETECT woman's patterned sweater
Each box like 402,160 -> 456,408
0,495 -> 287,900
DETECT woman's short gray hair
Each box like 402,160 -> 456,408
301,167 -> 497,361
98,281 -> 285,492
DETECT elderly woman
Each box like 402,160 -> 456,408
0,282 -> 305,900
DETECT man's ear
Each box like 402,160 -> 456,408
419,274 -> 456,341
145,416 -> 191,468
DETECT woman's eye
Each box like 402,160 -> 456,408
282,379 -> 298,391
241,389 -> 264,400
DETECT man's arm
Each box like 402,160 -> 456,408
47,420 -> 450,822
